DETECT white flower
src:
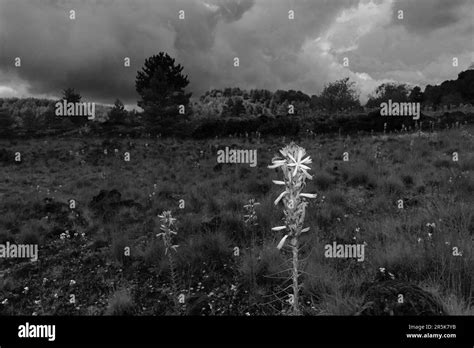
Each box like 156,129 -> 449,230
286,150 -> 312,179
1,299 -> 8,305
70,280 -> 76,286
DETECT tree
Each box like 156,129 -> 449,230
423,84 -> 442,107
319,77 -> 360,113
0,108 -> 15,135
61,88 -> 86,126
441,92 -> 463,107
135,52 -> 192,127
62,88 -> 82,103
276,100 -> 290,116
108,99 -> 127,124
366,83 -> 410,107
456,69 -> 474,103
408,86 -> 423,103
231,97 -> 246,117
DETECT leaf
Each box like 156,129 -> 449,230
277,235 -> 289,250
274,190 -> 287,205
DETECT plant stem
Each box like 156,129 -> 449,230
291,237 -> 300,315
167,252 -> 179,313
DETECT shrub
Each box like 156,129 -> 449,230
105,289 -> 135,315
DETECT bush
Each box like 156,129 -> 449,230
105,289 -> 135,315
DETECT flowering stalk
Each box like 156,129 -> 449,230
157,211 -> 180,312
243,199 -> 260,290
268,143 -> 317,315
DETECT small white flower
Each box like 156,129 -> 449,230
1,299 -> 8,305
70,280 -> 76,286
379,267 -> 386,273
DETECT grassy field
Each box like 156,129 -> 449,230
0,127 -> 472,315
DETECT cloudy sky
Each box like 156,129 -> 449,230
0,0 -> 472,106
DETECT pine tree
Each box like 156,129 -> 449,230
135,52 -> 191,128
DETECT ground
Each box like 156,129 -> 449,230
0,127 -> 472,315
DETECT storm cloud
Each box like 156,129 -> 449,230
0,0 -> 472,106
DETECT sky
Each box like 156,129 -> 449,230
0,0 -> 472,107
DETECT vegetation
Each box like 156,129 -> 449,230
0,127 -> 472,315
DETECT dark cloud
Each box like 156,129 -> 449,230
0,0 -> 360,104
0,0 -> 471,105
392,0 -> 470,34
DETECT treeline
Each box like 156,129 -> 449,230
365,69 -> 474,108
194,77 -> 362,118
0,51 -> 473,139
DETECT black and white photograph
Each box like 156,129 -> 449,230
0,0 -> 473,345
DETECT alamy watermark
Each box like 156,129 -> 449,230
217,146 -> 257,167
0,242 -> 38,262
55,100 -> 95,120
380,99 -> 420,120
324,241 -> 365,262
